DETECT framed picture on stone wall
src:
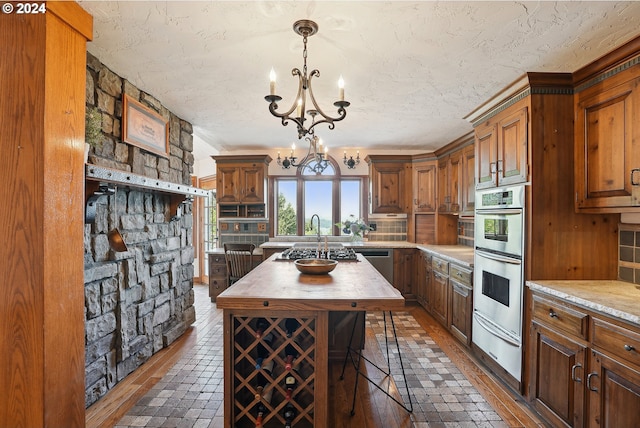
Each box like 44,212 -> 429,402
122,94 -> 169,157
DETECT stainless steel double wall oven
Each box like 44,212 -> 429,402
473,185 -> 525,383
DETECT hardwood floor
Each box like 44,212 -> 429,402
86,284 -> 546,428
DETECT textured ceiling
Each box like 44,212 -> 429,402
78,1 -> 640,156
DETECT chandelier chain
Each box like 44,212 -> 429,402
303,34 -> 308,78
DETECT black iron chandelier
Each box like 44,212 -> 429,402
265,19 -> 350,140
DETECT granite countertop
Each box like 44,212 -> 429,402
206,247 -> 263,255
417,245 -> 475,268
259,241 -> 474,267
527,280 -> 640,325
259,240 -> 416,249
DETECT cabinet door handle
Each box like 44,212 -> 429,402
414,198 -> 418,205
489,162 -> 497,174
496,160 -> 503,173
571,363 -> 582,383
586,372 -> 599,392
631,168 -> 640,186
548,309 -> 558,318
624,344 -> 636,352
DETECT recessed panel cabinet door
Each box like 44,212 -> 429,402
475,124 -> 498,190
530,322 -> 586,428
575,77 -> 640,210
413,162 -> 437,213
497,107 -> 529,187
216,166 -> 241,202
371,163 -> 406,213
588,350 -> 640,428
461,145 -> 475,215
240,165 -> 265,203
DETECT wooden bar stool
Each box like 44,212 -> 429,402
223,243 -> 256,285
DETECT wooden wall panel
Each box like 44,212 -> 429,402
0,3 -> 92,426
414,214 -> 435,244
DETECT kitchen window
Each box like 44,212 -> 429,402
271,156 -> 368,236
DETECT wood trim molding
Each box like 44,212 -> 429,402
573,34 -> 640,87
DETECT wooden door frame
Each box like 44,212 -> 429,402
195,175 -> 216,285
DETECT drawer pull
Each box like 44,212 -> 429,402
587,373 -> 599,392
548,309 -> 558,318
456,271 -> 463,277
624,344 -> 636,352
571,363 -> 582,383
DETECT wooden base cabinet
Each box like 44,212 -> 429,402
208,253 -> 227,302
529,290 -> 640,427
449,263 -> 472,346
530,322 -> 587,428
421,253 -> 473,347
393,248 -> 416,301
588,350 -> 640,428
430,257 -> 449,327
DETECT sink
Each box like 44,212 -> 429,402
292,242 -> 345,248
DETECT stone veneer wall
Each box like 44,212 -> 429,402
84,52 -> 196,407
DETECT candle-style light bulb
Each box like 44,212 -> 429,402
296,98 -> 302,117
269,68 -> 276,95
338,75 -> 345,101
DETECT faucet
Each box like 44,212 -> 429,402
310,214 -> 321,242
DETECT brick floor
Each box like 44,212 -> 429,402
114,286 -> 507,428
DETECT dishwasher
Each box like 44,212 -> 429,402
354,248 -> 394,284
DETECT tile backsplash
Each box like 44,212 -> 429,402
367,218 -> 407,241
618,224 -> 640,283
219,219 -> 270,247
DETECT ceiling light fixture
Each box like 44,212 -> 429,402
265,19 -> 350,140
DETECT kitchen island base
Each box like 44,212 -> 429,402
217,253 -> 405,427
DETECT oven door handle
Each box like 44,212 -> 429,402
473,311 -> 521,347
475,249 -> 522,265
476,208 -> 523,215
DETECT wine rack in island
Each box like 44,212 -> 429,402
230,312 -> 320,428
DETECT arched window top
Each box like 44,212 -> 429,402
297,155 -> 341,176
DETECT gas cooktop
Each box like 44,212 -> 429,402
277,247 -> 358,261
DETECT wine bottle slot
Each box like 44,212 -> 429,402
255,317 -> 269,339
285,318 -> 300,338
283,402 -> 297,428
255,401 -> 267,427
284,342 -> 299,371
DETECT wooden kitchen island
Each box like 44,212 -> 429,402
216,253 -> 405,428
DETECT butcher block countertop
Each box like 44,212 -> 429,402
216,253 -> 405,312
527,280 -> 640,325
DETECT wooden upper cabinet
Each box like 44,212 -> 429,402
475,106 -> 529,189
216,165 -> 241,203
498,107 -> 528,187
575,73 -> 640,211
461,144 -> 475,215
474,122 -> 498,190
366,155 -> 411,213
438,151 -> 462,213
239,164 -> 266,202
413,160 -> 437,213
212,155 -> 271,204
